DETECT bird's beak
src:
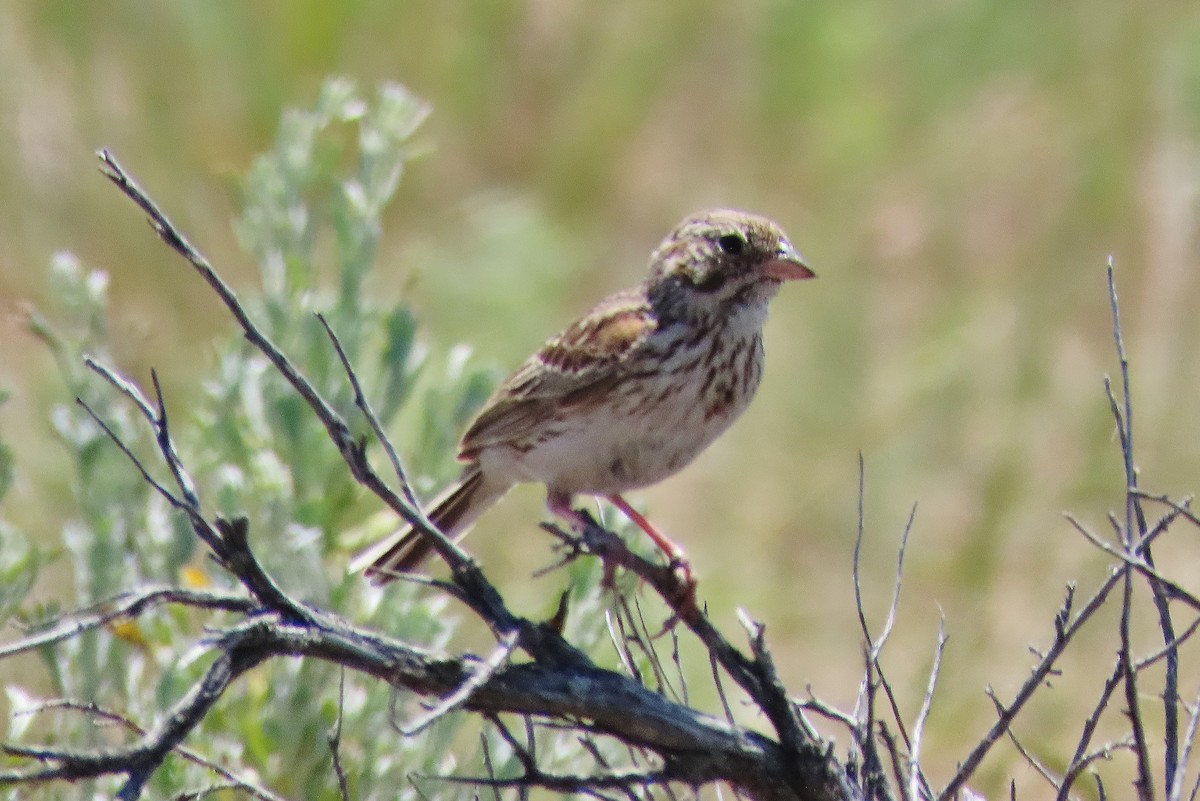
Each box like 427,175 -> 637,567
760,243 -> 815,281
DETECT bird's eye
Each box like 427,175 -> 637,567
717,233 -> 745,256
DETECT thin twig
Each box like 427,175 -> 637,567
150,369 -> 201,509
907,617 -> 944,801
1107,257 -> 1177,791
1169,689 -> 1200,801
1065,514 -> 1200,613
997,713 -> 1067,799
82,357 -> 199,507
710,651 -> 738,727
1136,492 -> 1199,530
877,725 -> 908,801
97,149 -> 483,588
852,453 -> 915,801
797,693 -> 858,733
315,313 -> 457,558
1058,659 -> 1124,801
8,700 -> 288,801
627,592 -> 682,702
853,452 -> 871,653
437,767 -> 673,793
605,608 -> 641,682
74,396 -> 217,555
328,669 -> 350,801
2,624 -> 272,799
877,505 -> 917,659
1137,616 -> 1200,672
1119,566 -> 1154,801
480,729 -> 503,801
0,586 -> 251,660
939,565 -> 1125,801
486,713 -> 538,776
852,453 -> 878,783
399,631 -> 519,736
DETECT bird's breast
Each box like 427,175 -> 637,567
484,325 -> 765,496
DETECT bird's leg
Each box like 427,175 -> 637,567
607,494 -> 697,621
545,490 -> 592,532
546,491 -> 619,587
606,494 -> 688,569
545,492 -> 696,612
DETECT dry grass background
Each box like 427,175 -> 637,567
2,2 -> 1200,796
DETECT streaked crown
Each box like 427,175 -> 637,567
646,209 -> 812,300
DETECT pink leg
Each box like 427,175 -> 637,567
546,491 -> 591,530
547,491 -> 697,621
547,491 -> 618,587
608,494 -> 698,625
606,494 -> 688,566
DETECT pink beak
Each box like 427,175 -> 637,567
760,243 -> 815,281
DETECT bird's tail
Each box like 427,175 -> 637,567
349,464 -> 509,584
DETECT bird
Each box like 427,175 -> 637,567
351,208 -> 813,585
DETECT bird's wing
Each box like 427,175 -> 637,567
458,289 -> 655,459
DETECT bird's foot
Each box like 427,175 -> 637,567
660,562 -> 700,630
547,492 -> 700,626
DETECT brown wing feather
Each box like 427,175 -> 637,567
459,289 -> 654,459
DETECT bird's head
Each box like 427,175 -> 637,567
646,209 -> 813,317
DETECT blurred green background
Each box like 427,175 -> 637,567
2,1 -> 1200,795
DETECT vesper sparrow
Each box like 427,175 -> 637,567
352,209 -> 813,584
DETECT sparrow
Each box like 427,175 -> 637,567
351,208 -> 813,584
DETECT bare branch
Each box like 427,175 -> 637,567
314,311 -> 462,565
1136,493 -> 1199,529
1065,514 -> 1200,613
72,150 -> 851,801
398,631 -> 519,736
2,622 -> 271,799
1107,257 -> 1178,791
1058,660 -> 1124,801
3,700 -> 288,801
0,585 -> 250,659
998,714 -> 1066,799
73,395 -> 216,555
97,149 -> 489,599
1137,616 -> 1200,672
1119,567 -> 1154,801
908,618 -> 945,801
939,565 -> 1125,801
438,766 -> 674,794
1169,689 -> 1200,801
851,453 -> 917,801
327,670 -> 350,801
797,693 -> 858,733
